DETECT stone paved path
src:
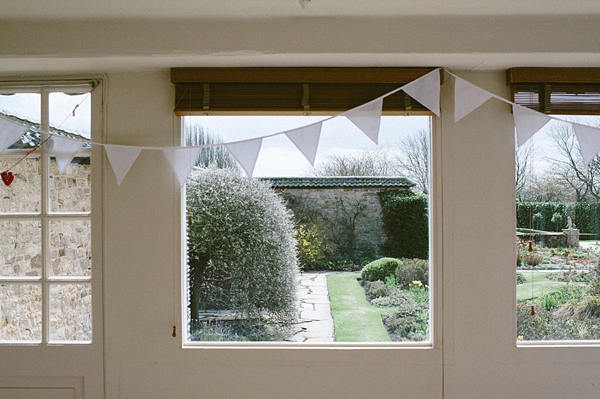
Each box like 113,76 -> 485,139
286,272 -> 334,342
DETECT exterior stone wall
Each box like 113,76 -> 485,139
0,157 -> 92,341
280,186 -> 405,259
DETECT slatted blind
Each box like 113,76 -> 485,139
171,67 -> 438,115
508,68 -> 600,115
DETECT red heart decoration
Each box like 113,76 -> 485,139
1,171 -> 14,187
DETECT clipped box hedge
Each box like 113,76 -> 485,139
378,190 -> 428,259
516,202 -> 600,236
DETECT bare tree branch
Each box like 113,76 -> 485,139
395,129 -> 429,194
184,123 -> 241,172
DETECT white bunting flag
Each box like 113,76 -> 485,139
402,69 -> 441,116
52,136 -> 84,174
344,98 -> 383,144
226,138 -> 263,177
513,105 -> 552,147
105,144 -> 143,187
285,122 -> 323,166
0,117 -> 29,153
163,147 -> 203,186
454,77 -> 493,122
573,124 -> 600,166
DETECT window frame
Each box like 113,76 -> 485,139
176,112 -> 442,349
0,82 -> 101,346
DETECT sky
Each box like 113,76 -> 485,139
185,115 -> 430,177
524,115 -> 600,175
0,92 -> 91,138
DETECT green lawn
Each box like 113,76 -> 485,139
516,271 -> 567,301
326,272 -> 392,342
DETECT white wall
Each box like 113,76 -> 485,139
98,70 -> 600,399
101,71 -> 444,399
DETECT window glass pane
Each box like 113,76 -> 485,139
49,219 -> 91,277
0,93 -> 41,127
49,157 -> 91,213
49,92 -> 91,140
184,115 -> 431,343
0,283 -> 42,342
0,157 -> 41,213
0,220 -> 42,277
517,116 -> 600,341
49,283 -> 92,342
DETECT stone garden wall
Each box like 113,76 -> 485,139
280,186 -> 402,259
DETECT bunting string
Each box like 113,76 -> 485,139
2,67 -> 600,186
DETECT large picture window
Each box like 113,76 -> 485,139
182,114 -> 432,345
0,86 -> 94,344
172,68 -> 436,345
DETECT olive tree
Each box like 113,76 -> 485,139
186,168 -> 299,329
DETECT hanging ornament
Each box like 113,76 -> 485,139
1,171 -> 14,187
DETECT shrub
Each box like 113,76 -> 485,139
525,252 -> 543,266
378,190 -> 428,259
319,258 -> 360,272
382,300 -> 429,341
395,258 -> 429,289
546,271 -> 588,283
551,212 -> 564,232
361,257 -> 401,282
516,273 -> 527,285
188,320 -> 249,342
371,290 -> 414,307
362,280 -> 393,299
186,168 -> 299,327
574,296 -> 600,319
295,223 -> 333,270
589,261 -> 600,296
517,303 -> 600,340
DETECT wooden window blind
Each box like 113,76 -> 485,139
170,67 -> 438,115
508,68 -> 600,115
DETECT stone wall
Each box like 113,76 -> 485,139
280,187 -> 403,259
0,157 -> 92,341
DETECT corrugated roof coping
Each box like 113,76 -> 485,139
258,176 -> 415,188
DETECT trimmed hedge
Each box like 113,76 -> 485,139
516,202 -> 600,235
516,202 -> 570,232
361,257 -> 401,282
378,190 -> 428,259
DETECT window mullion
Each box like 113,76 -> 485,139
41,88 -> 50,345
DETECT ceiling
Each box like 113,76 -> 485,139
1,0 -> 599,20
0,0 -> 599,74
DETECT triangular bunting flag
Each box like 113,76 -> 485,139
52,136 -> 84,174
513,105 -> 552,147
402,69 -> 441,116
105,144 -> 142,187
225,138 -> 263,177
573,124 -> 600,166
344,98 -> 383,144
454,77 -> 493,122
163,147 -> 203,186
0,117 -> 29,153
285,122 -> 323,166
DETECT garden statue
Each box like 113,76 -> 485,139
567,216 -> 573,230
